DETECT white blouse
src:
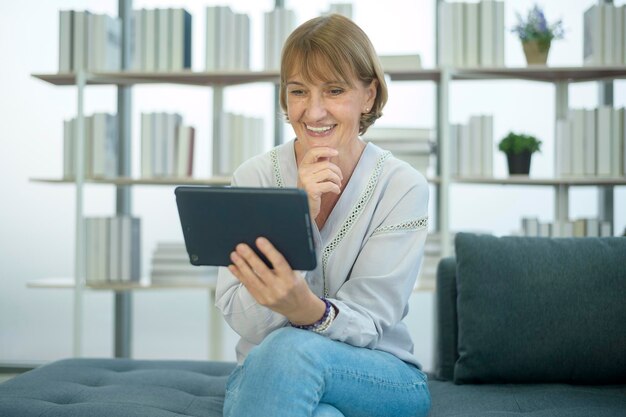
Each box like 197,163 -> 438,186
215,139 -> 429,367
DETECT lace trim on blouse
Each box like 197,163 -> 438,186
270,148 -> 284,188
372,216 -> 429,236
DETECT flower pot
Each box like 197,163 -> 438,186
506,151 -> 532,175
522,40 -> 550,65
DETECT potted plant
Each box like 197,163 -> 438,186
498,132 -> 542,175
511,4 -> 564,65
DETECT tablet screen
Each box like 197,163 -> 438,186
175,186 -> 317,271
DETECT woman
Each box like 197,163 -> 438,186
216,13 -> 430,417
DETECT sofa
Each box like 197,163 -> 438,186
1,233 -> 624,416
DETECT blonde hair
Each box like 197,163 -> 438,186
280,14 -> 388,135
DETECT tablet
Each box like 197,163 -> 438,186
175,186 -> 317,271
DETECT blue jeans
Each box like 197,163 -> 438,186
223,327 -> 431,417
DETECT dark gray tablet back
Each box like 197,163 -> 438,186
175,186 -> 317,271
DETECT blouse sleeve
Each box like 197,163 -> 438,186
321,173 -> 429,348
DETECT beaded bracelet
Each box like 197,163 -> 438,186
290,298 -> 335,333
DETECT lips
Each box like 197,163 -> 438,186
305,123 -> 336,136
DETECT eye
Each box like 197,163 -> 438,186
328,88 -> 344,96
288,89 -> 306,96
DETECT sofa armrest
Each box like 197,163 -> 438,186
433,256 -> 458,381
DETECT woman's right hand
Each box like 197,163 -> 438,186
297,147 -> 343,221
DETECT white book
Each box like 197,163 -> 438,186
479,0 -> 495,67
449,124 -> 459,177
218,112 -> 232,176
555,119 -> 571,177
624,106 -> 626,175
72,11 -> 90,72
437,1 -> 454,67
87,14 -> 104,71
140,113 -> 153,178
585,218 -> 600,237
459,123 -> 471,177
131,9 -> 143,71
85,218 -> 96,283
614,6 -> 624,66
596,106 -> 612,176
91,113 -> 107,178
157,8 -> 170,72
378,54 -> 422,71
105,114 -> 118,178
603,4 -> 614,65
611,107 -> 623,177
144,9 -> 157,71
623,6 -> 626,65
105,16 -> 122,71
205,6 -> 218,71
363,127 -> 433,142
584,108 -> 597,176
600,221 -> 613,237
63,119 -> 74,179
108,216 -> 121,282
165,113 -> 182,177
569,108 -> 585,177
328,3 -> 353,19
493,1 -> 505,67
452,2 -> 465,67
561,221 -> 575,238
213,7 -> 235,71
83,115 -> 94,178
170,9 -> 192,71
97,217 -> 110,283
481,115 -> 493,177
59,10 -> 74,72
234,13 -> 250,70
463,2 -> 479,68
583,5 -> 603,66
121,216 -> 141,282
538,222 -> 552,238
230,113 -> 244,172
176,125 -> 195,177
522,217 -> 540,237
469,115 -> 482,176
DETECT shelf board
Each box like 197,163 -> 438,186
451,176 -> 626,186
27,277 -> 217,291
30,176 -> 231,186
32,70 -> 280,87
32,66 -> 626,87
454,65 -> 626,83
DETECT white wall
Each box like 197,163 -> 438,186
1,0 -> 624,371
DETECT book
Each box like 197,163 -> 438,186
378,54 -> 422,71
612,107 -> 624,177
602,4 -> 614,65
157,8 -> 170,72
59,10 -> 74,72
437,1 -> 454,67
479,0 -> 495,67
583,5 -> 603,66
170,9 -> 192,71
144,9 -> 157,71
130,9 -> 143,71
584,108 -> 597,176
569,108 -> 585,177
176,125 -> 195,178
463,2 -> 479,67
481,115 -> 493,177
493,1 -> 505,67
596,106 -> 612,177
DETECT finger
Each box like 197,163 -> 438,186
300,147 -> 339,164
236,242 -> 274,283
256,237 -> 292,275
308,169 -> 342,188
230,248 -> 267,289
305,181 -> 341,196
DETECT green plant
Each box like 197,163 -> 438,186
498,132 -> 542,155
511,4 -> 564,50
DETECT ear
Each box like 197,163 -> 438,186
365,79 -> 378,108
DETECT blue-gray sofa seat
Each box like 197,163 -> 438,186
1,234 -> 625,416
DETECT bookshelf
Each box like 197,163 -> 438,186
30,0 -> 626,361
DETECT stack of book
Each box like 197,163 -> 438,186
520,217 -> 613,238
85,216 -> 141,284
264,8 -> 297,71
437,0 -> 505,68
140,112 -> 195,179
216,112 -> 266,176
449,115 -> 494,178
325,3 -> 353,19
556,107 -> 626,178
205,6 -> 250,71
583,4 -> 626,66
378,54 -> 422,71
58,10 -> 122,72
63,113 -> 118,180
362,127 -> 434,175
150,242 -> 217,284
131,8 -> 192,72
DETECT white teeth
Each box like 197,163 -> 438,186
306,125 -> 333,132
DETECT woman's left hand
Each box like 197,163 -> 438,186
228,237 -> 325,325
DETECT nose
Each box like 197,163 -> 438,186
305,93 -> 327,120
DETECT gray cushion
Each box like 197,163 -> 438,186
428,380 -> 626,417
453,233 -> 626,384
0,358 -> 237,417
433,256 -> 458,381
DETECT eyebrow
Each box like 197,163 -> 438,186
286,80 -> 349,87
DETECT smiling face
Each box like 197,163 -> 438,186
286,70 -> 376,153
